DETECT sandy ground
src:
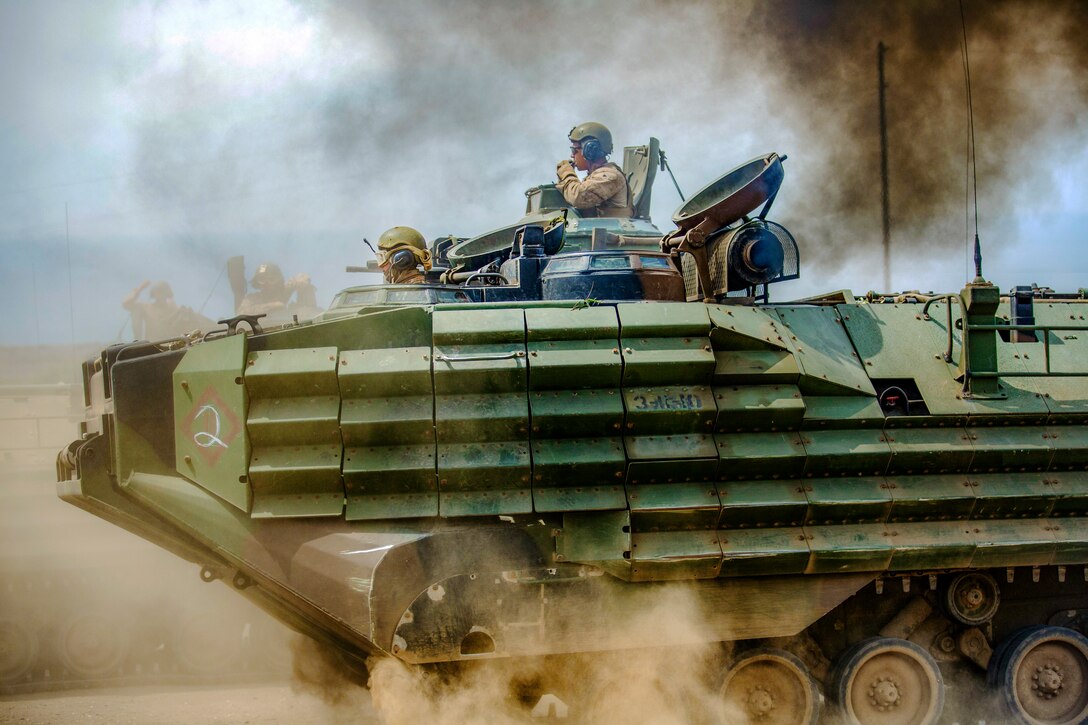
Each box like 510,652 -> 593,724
0,682 -> 380,725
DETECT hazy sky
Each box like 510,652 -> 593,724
2,0 -> 1086,345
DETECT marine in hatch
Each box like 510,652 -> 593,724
555,121 -> 633,218
376,226 -> 432,284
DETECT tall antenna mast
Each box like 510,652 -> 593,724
959,0 -> 984,283
66,202 -> 76,352
877,42 -> 891,291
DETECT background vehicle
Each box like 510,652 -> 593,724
1,349 -> 290,693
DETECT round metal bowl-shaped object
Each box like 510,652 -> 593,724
672,153 -> 784,230
834,637 -> 944,725
0,617 -> 39,684
988,625 -> 1088,725
944,571 -> 1001,626
721,648 -> 822,724
56,612 -> 128,679
446,213 -> 562,270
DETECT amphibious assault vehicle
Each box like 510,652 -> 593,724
58,148 -> 1088,724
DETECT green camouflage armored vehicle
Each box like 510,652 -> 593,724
58,153 -> 1088,724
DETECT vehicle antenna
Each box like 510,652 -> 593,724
197,261 -> 228,315
65,202 -> 76,355
31,257 -> 41,345
658,149 -> 686,202
362,238 -> 377,255
877,41 -> 891,292
959,0 -> 984,283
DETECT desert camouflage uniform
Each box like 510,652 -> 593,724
556,161 -> 632,218
387,267 -> 426,285
238,274 -> 318,316
123,284 -> 213,340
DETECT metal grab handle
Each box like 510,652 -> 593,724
922,294 -> 964,363
433,351 -> 526,363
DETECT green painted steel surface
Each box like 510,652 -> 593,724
707,305 -> 793,353
556,509 -> 630,575
627,480 -> 720,531
961,283 -> 1002,397
245,347 -> 343,517
527,306 -> 625,512
718,479 -> 807,528
886,521 -> 975,570
721,527 -> 809,576
630,529 -> 723,580
716,431 -> 806,479
802,477 -> 892,525
620,304 -> 717,513
773,306 -> 874,396
172,333 -> 251,512
713,384 -> 805,432
1050,471 -> 1088,515
885,474 -> 976,521
885,427 -> 974,475
60,284 -> 1088,668
147,296 -> 1088,586
1023,302 -> 1088,416
340,347 -> 436,520
433,307 -> 531,516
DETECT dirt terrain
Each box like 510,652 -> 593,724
1,355 -> 374,723
0,682 -> 379,724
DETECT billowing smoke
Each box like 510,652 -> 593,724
745,0 -> 1088,269
2,0 -> 1087,344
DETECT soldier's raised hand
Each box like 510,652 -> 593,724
556,159 -> 577,182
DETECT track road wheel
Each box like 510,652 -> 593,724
944,572 -> 1000,626
989,625 -> 1088,725
721,648 -> 822,725
834,637 -> 944,725
0,618 -> 38,684
56,612 -> 128,679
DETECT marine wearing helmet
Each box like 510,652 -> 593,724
556,122 -> 633,218
121,279 -> 214,340
250,262 -> 285,292
238,262 -> 318,316
376,226 -> 432,284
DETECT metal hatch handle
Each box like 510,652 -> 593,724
433,351 -> 526,363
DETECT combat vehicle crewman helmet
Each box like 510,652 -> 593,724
251,262 -> 285,290
376,226 -> 433,271
569,121 -> 614,162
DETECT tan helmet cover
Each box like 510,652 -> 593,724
568,121 -> 613,156
251,262 -> 285,289
376,226 -> 432,271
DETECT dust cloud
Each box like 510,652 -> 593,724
322,586 -> 746,724
289,635 -> 374,722
0,350 -> 293,691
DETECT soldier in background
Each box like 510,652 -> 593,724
376,226 -> 432,284
556,122 -> 633,218
122,280 -> 213,341
237,262 -> 318,317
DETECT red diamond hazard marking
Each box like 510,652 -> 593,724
181,385 -> 242,467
